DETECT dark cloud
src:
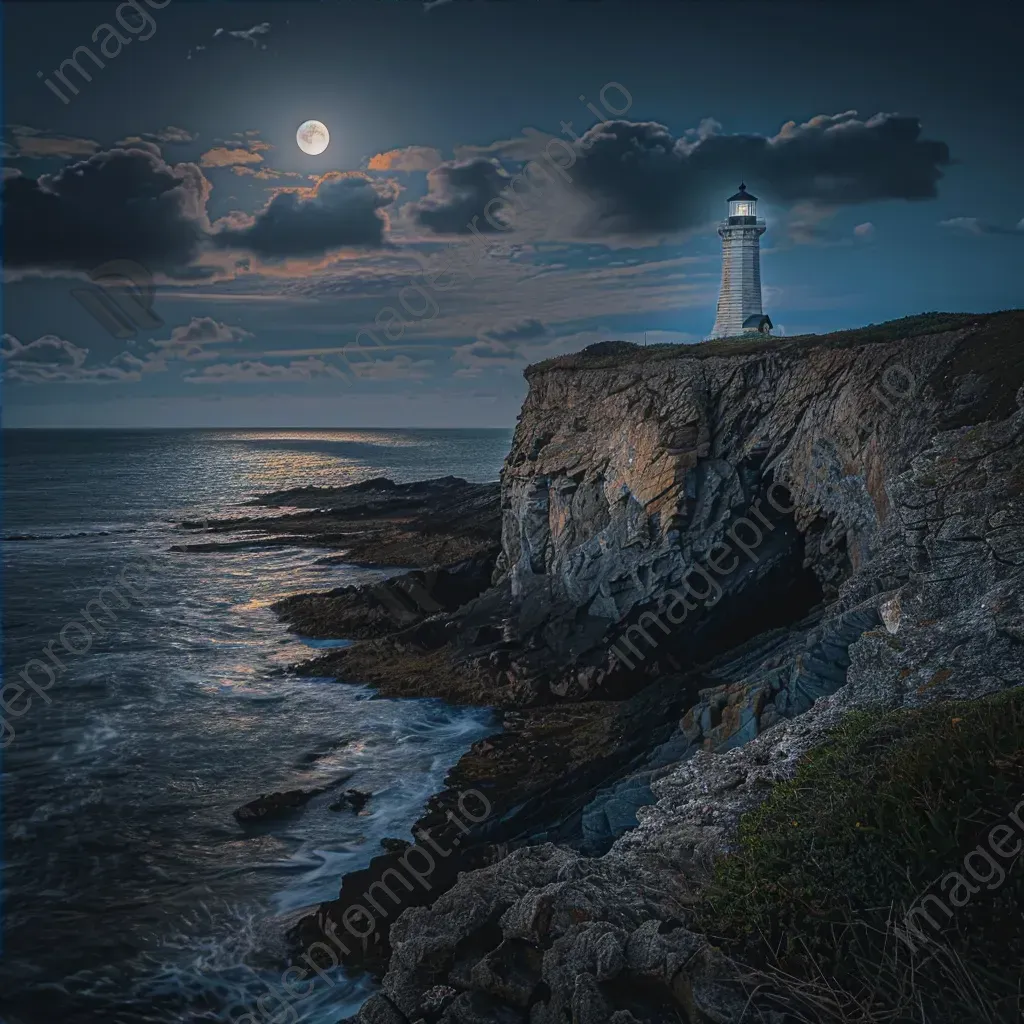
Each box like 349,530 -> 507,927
406,158 -> 515,234
212,173 -> 397,257
3,145 -> 210,275
563,111 -> 951,235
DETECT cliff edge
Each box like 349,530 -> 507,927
308,310 -> 1024,1023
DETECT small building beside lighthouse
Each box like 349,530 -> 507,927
708,184 -> 773,339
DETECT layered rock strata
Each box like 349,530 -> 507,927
285,312 -> 1023,1023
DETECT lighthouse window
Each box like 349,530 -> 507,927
734,202 -> 752,216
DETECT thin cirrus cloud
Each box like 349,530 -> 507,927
351,354 -> 435,381
0,333 -> 142,384
452,128 -> 552,163
114,316 -> 254,377
231,166 -> 304,180
117,126 -> 196,146
940,216 -> 1024,237
3,124 -> 192,162
5,131 -> 100,159
0,318 -> 255,387
183,356 -> 348,384
212,22 -> 271,47
150,316 -> 252,361
452,318 -> 552,376
453,337 -> 524,376
148,126 -> 195,144
481,318 -> 548,344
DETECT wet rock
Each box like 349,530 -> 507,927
330,788 -> 372,813
346,788 -> 372,812
233,788 -> 323,823
177,476 -> 501,571
275,547 -> 500,643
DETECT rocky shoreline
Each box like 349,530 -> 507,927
174,475 -> 500,569
186,311 -> 1024,1023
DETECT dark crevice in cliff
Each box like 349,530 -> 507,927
600,557 -> 824,697
595,485 -> 828,699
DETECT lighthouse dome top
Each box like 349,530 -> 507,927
727,183 -> 758,202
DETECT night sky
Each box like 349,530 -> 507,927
3,0 -> 1022,428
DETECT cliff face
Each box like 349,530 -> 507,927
495,314 -> 1022,705
343,311 -> 1024,1024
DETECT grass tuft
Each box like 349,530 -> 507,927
527,311 -> 1016,373
697,688 -> 1024,1023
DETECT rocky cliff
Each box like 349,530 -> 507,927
318,310 -> 1024,1024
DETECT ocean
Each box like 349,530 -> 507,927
0,428 -> 513,1024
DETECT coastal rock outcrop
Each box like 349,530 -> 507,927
289,312 -> 1024,1022
175,475 -> 500,570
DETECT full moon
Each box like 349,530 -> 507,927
296,120 -> 329,155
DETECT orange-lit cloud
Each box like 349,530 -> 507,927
200,146 -> 264,168
367,146 -> 443,172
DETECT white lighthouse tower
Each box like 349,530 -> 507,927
709,183 -> 772,339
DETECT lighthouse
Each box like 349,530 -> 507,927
709,183 -> 772,339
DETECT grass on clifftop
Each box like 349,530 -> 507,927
528,310 -> 1019,373
698,688 -> 1024,1023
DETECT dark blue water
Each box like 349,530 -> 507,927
1,429 -> 511,1024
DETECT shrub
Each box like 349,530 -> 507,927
698,688 -> 1024,1023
